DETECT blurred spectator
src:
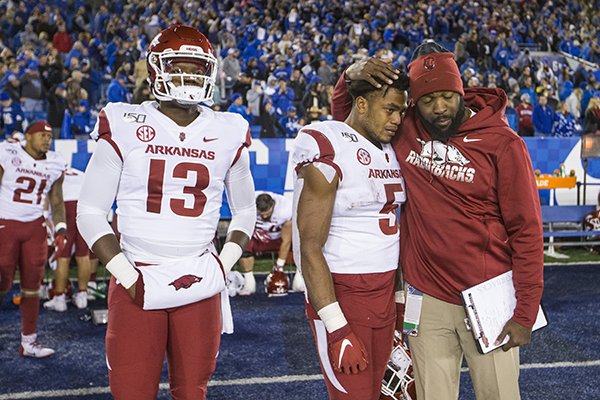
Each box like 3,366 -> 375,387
47,83 -> 68,139
259,98 -> 285,138
272,78 -> 295,117
3,75 -> 21,103
553,102 -> 577,137
227,93 -> 253,123
305,104 -> 324,124
20,61 -> 45,121
566,88 -> 583,121
52,21 -> 73,54
0,91 -> 26,138
222,48 -> 241,99
106,74 -> 129,104
71,100 -> 93,139
133,81 -> 152,104
317,59 -> 335,86
584,97 -> 600,134
66,72 -> 88,113
302,81 -> 327,117
246,80 -> 264,121
505,97 -> 518,132
279,106 -> 302,138
533,95 -> 555,136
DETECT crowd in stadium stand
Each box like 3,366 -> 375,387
1,0 -> 600,140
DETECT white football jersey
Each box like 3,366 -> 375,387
0,142 -> 66,222
62,168 -> 85,202
92,101 -> 250,259
292,121 -> 406,274
255,191 -> 292,240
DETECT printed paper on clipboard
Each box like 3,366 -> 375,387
460,271 -> 548,354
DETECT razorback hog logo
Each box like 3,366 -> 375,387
424,56 -> 436,70
169,274 -> 203,290
416,138 -> 470,166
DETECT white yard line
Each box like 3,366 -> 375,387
1,361 -> 600,399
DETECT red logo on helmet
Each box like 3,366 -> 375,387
424,56 -> 436,70
136,125 -> 156,142
169,274 -> 203,290
357,148 -> 371,165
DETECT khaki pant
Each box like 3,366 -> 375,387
409,293 -> 521,400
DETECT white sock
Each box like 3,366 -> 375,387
21,333 -> 37,344
242,272 -> 254,282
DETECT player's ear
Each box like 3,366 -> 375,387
355,96 -> 369,115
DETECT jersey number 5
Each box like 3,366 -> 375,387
379,183 -> 404,235
146,159 -> 209,217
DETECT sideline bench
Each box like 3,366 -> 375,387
542,205 -> 600,246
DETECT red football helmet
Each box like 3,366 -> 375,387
146,24 -> 217,105
380,331 -> 417,400
264,270 -> 289,297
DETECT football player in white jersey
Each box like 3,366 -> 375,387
237,191 -> 302,295
0,121 -> 67,358
292,74 -> 409,399
76,25 -> 255,399
44,167 -> 91,311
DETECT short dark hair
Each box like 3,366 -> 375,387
256,193 -> 275,212
347,72 -> 409,101
410,41 -> 451,62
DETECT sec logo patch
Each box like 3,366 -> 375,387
136,125 -> 156,142
357,148 -> 371,165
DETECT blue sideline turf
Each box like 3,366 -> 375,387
0,265 -> 599,399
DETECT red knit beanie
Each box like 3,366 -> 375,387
408,52 -> 464,103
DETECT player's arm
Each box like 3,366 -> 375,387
297,163 -> 367,374
0,164 -> 4,184
276,219 -> 292,268
221,147 -> 256,273
296,164 -> 338,309
48,173 -> 69,255
495,138 -> 544,351
77,139 -> 139,298
48,173 -> 66,226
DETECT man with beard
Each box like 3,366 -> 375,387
331,41 -> 543,400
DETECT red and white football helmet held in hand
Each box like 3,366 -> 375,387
146,24 -> 218,105
380,331 -> 417,400
327,324 -> 368,375
264,269 -> 289,297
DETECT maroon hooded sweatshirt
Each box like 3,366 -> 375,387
331,77 -> 543,328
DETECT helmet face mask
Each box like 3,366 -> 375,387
381,331 -> 416,400
147,25 -> 217,105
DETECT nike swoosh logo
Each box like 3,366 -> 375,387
338,338 -> 353,367
0,225 -> 5,229
463,136 -> 482,143
203,137 -> 218,142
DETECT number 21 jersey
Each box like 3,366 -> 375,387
0,142 -> 66,221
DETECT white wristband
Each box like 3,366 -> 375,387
317,301 -> 348,333
276,258 -> 286,268
55,222 -> 67,232
395,290 -> 405,304
106,253 -> 139,289
219,242 -> 243,273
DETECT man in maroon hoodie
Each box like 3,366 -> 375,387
331,42 -> 543,400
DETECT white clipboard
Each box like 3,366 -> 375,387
460,271 -> 548,354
